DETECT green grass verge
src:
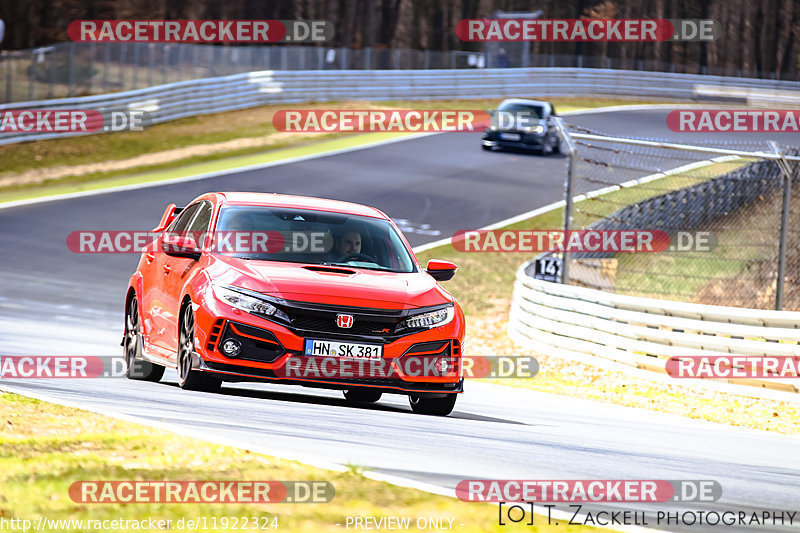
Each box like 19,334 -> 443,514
0,393 -> 606,532
0,132 -> 412,204
575,158 -> 759,300
416,159 -> 752,315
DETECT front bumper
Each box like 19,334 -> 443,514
191,297 -> 465,395
482,130 -> 546,150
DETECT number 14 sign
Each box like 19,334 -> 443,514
533,256 -> 562,282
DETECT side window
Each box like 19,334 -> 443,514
187,202 -> 213,233
169,203 -> 201,233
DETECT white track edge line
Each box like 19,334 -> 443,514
0,382 -> 666,533
0,132 -> 439,210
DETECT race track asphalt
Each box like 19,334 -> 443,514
2,108 -> 799,532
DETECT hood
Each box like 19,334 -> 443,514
207,257 -> 450,309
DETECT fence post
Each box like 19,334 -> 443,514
177,45 -> 184,81
147,44 -> 154,86
68,42 -> 75,96
4,55 -> 11,103
555,117 -> 578,284
769,141 -> 793,311
103,42 -> 110,91
162,45 -> 168,84
48,49 -> 55,98
119,44 -> 127,90
28,50 -> 34,100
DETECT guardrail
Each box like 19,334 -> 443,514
508,261 -> 800,395
3,67 -> 800,145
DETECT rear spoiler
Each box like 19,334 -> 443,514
152,204 -> 184,232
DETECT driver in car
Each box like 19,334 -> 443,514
334,229 -> 362,257
217,212 -> 256,253
324,227 -> 377,265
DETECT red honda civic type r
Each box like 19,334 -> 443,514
123,192 -> 465,415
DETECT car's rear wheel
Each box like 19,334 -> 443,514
124,296 -> 164,382
177,303 -> 222,393
408,394 -> 457,416
343,389 -> 382,403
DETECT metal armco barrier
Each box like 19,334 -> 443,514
3,67 -> 800,145
509,262 -> 800,395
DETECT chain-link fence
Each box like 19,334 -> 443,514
552,123 -> 800,311
3,41 -> 799,104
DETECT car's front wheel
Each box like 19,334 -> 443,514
343,388 -> 382,403
540,137 -> 555,156
124,296 -> 164,382
177,303 -> 222,393
408,394 -> 457,416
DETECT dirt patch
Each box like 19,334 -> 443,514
0,100 -> 409,189
0,131 -> 319,188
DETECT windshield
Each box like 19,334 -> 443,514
497,103 -> 545,120
213,206 -> 416,273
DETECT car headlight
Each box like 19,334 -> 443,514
211,283 -> 289,321
397,305 -> 455,332
525,125 -> 545,135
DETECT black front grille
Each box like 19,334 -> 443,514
257,298 -> 450,341
289,313 -> 397,336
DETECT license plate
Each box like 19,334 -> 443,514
303,339 -> 383,359
499,132 -> 521,141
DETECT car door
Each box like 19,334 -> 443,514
160,201 -> 213,356
145,202 -> 201,354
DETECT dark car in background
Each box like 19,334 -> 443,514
481,98 -> 561,155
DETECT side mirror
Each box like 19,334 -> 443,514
426,259 -> 457,282
162,235 -> 201,260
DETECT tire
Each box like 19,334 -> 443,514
481,144 -> 492,151
552,137 -> 561,154
343,389 -> 382,403
124,296 -> 164,382
408,394 -> 457,416
177,303 -> 222,393
541,137 -> 554,156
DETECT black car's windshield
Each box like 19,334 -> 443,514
497,103 -> 545,119
214,206 -> 416,273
